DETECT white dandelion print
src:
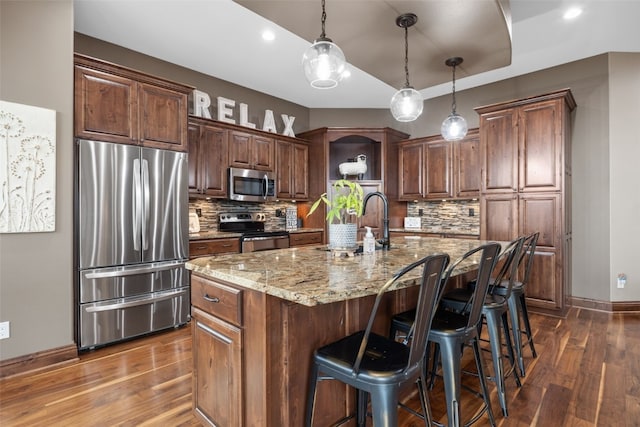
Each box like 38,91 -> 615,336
0,100 -> 56,233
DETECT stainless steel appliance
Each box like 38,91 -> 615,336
75,139 -> 189,350
219,212 -> 289,253
228,167 -> 276,202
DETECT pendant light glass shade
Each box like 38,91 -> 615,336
302,0 -> 345,89
441,57 -> 468,141
441,112 -> 468,140
390,87 -> 423,122
390,13 -> 423,122
302,37 -> 346,89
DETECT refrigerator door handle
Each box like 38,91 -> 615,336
132,158 -> 142,251
85,288 -> 186,313
83,261 -> 185,279
141,158 -> 150,251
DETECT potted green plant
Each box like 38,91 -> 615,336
307,179 -> 364,250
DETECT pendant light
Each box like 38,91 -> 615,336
390,13 -> 423,122
302,0 -> 346,89
441,57 -> 468,141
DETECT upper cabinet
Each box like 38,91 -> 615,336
398,129 -> 480,201
228,130 -> 275,171
74,54 -> 192,151
188,118 -> 228,198
478,94 -> 574,194
276,139 -> 309,201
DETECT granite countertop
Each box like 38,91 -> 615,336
186,236 -> 503,307
287,228 -> 324,234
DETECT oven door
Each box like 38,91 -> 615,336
241,235 -> 290,253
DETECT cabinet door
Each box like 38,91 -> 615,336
188,123 -> 202,194
424,140 -> 453,199
518,99 -> 563,192
229,130 -> 253,168
480,109 -> 519,193
138,83 -> 188,151
480,193 -> 518,241
74,65 -> 137,144
292,142 -> 309,200
276,140 -> 293,198
398,143 -> 424,200
519,193 -> 563,310
192,308 -> 243,427
252,135 -> 275,171
454,132 -> 481,198
200,125 -> 228,197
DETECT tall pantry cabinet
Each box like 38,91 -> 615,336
476,89 -> 576,316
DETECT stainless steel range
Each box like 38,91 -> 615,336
219,212 -> 290,253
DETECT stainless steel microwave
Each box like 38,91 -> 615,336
228,167 -> 276,202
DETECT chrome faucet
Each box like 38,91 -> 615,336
362,191 -> 390,250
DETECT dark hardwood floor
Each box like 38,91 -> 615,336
1,307 -> 639,426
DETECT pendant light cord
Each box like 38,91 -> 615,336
403,25 -> 410,88
451,63 -> 457,113
320,0 -> 327,38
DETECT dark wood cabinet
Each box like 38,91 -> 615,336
229,130 -> 275,171
398,129 -> 480,201
289,231 -> 323,247
276,139 -> 309,200
188,118 -> 228,197
74,54 -> 191,151
189,238 -> 240,259
453,130 -> 481,198
191,275 -> 243,427
298,127 -> 410,244
477,89 -> 576,316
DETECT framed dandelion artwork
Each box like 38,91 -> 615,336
0,100 -> 56,233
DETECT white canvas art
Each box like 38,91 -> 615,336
0,100 -> 56,233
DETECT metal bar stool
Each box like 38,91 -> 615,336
491,232 -> 539,377
305,253 -> 450,427
390,243 -> 502,427
438,237 -> 525,418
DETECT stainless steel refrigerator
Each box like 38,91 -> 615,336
76,139 -> 190,350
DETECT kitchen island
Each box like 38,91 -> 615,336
186,236 -> 501,426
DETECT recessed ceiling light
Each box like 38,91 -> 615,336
261,30 -> 275,41
563,6 -> 583,20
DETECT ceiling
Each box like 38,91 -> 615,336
74,0 -> 640,109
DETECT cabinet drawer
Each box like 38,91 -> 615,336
289,232 -> 322,246
189,238 -> 240,257
191,275 -> 242,326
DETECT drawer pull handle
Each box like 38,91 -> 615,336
203,294 -> 220,303
222,244 -> 231,247
196,246 -> 206,250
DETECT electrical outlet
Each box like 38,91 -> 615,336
195,208 -> 202,217
418,209 -> 424,216
0,321 -> 10,340
469,208 -> 475,217
617,273 -> 627,289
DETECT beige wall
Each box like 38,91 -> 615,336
0,1 -> 74,360
609,53 -> 640,301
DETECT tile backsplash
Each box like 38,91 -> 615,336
189,198 -> 299,231
407,200 -> 480,235
190,198 -> 480,235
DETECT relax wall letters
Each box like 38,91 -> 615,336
192,89 -> 296,137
